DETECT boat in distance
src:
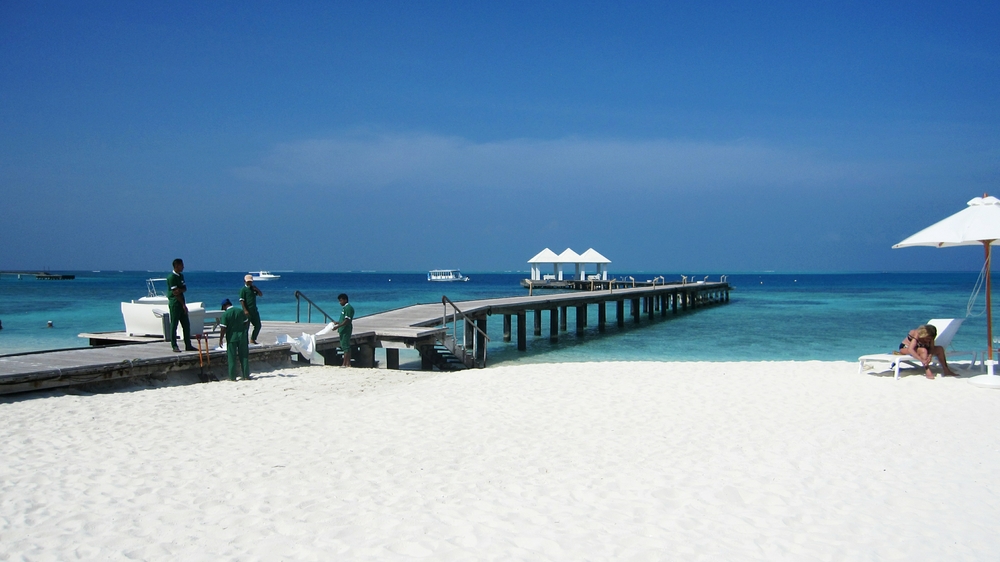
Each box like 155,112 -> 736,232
250,271 -> 280,281
427,269 -> 470,282
120,278 -> 206,337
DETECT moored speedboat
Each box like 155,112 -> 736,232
121,278 -> 204,337
427,269 -> 470,282
250,271 -> 280,281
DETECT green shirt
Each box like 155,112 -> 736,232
240,285 -> 257,311
221,307 -> 248,343
338,303 -> 355,334
166,271 -> 185,307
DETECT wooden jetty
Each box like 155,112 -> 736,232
404,280 -> 731,368
0,270 -> 75,280
0,281 -> 730,395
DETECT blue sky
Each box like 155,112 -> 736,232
2,1 -> 998,273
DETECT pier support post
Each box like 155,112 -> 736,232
533,309 -> 542,336
464,319 -> 475,349
386,348 -> 399,370
576,305 -> 587,335
660,294 -> 667,317
631,298 -> 640,323
549,308 -> 559,343
318,347 -> 339,366
517,311 -> 526,351
647,297 -> 655,320
560,307 -> 567,331
419,345 -> 434,370
673,292 -> 678,314
617,300 -> 625,327
476,317 -> 488,365
503,314 -> 511,342
598,301 -> 606,332
355,344 -> 376,368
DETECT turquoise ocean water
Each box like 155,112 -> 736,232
0,271 -> 994,365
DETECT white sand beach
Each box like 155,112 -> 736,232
2,361 -> 999,560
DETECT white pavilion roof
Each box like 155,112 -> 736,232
556,248 -> 582,263
527,248 -> 560,263
528,247 -> 611,264
578,248 -> 611,264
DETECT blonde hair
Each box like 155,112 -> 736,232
917,325 -> 937,341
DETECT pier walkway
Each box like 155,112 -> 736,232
0,270 -> 76,280
0,281 -> 730,395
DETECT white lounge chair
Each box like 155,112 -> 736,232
858,318 -> 975,379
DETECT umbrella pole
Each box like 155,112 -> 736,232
987,242 -> 994,375
971,241 -> 1000,386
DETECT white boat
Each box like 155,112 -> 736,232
250,271 -> 280,281
121,278 -> 205,337
427,269 -> 470,282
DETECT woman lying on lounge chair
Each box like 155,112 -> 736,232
898,324 -> 959,379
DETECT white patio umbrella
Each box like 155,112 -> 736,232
893,194 -> 1000,387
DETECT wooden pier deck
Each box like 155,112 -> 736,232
363,281 -> 731,368
1,281 -> 730,395
0,270 -> 76,280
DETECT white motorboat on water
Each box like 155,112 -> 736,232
427,269 -> 470,282
250,271 -> 280,281
121,278 -> 206,337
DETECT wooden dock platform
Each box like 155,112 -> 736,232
0,270 -> 76,280
1,281 -> 730,395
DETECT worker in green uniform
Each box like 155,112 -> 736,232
333,293 -> 354,367
166,258 -> 196,352
218,299 -> 250,381
240,274 -> 264,344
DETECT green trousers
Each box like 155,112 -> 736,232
226,335 -> 249,380
247,308 -> 261,342
169,302 -> 191,350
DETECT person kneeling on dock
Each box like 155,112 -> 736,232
219,299 -> 251,381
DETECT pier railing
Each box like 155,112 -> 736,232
294,291 -> 336,324
442,296 -> 491,368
